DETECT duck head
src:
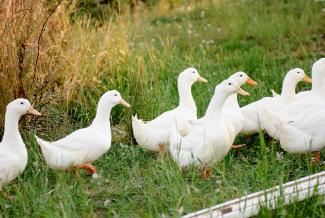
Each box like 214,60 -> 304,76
205,79 -> 249,116
92,90 -> 130,127
178,67 -> 208,85
216,79 -> 250,96
102,90 -> 131,108
6,98 -> 41,116
286,68 -> 311,83
229,71 -> 257,86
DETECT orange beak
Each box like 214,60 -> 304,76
197,76 -> 208,83
27,106 -> 41,116
237,87 -> 250,96
119,98 -> 131,107
246,77 -> 258,86
303,74 -> 312,83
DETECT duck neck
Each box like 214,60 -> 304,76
91,100 -> 113,130
178,79 -> 195,109
311,72 -> 325,98
2,110 -> 23,143
228,93 -> 240,110
205,91 -> 230,118
280,76 -> 297,99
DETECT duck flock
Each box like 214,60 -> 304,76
0,58 -> 324,193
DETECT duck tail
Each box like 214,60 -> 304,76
35,135 -> 66,170
270,89 -> 279,97
132,115 -> 149,146
34,134 -> 46,147
34,134 -> 52,156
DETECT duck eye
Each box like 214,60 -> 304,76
114,94 -> 118,96
228,83 -> 232,85
240,74 -> 243,77
192,71 -> 195,74
297,71 -> 300,74
20,102 -> 24,105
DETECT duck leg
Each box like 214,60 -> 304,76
200,167 -> 212,180
159,143 -> 165,155
231,144 -> 246,149
79,163 -> 97,175
311,151 -> 320,164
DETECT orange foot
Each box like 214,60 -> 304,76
159,144 -> 165,155
311,151 -> 320,164
200,167 -> 212,180
231,144 -> 246,149
79,163 -> 97,175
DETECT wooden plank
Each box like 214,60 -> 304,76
183,171 -> 325,218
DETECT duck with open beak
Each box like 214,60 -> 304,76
245,77 -> 258,86
221,71 -> 255,150
237,87 -> 250,96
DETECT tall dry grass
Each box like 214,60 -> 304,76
0,0 -> 136,125
0,0 -> 70,122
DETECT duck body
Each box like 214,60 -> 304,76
0,99 -> 40,189
132,105 -> 196,152
132,67 -> 207,152
240,68 -> 311,135
169,79 -> 249,167
223,94 -> 244,134
0,135 -> 27,189
170,114 -> 234,167
35,125 -> 111,170
35,90 -> 130,171
240,97 -> 273,135
242,95 -> 297,135
261,58 -> 325,153
263,96 -> 325,153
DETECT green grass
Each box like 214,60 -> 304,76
1,0 -> 325,217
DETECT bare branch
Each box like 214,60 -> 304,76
32,0 -> 63,83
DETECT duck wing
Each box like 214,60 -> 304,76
49,127 -> 109,152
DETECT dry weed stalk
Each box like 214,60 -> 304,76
0,0 -> 136,129
0,0 -> 70,124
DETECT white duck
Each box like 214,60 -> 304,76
191,71 -> 257,149
240,68 -> 312,135
222,72 -> 257,135
35,90 -> 130,177
132,67 -> 207,153
0,99 -> 40,191
261,58 -> 325,162
169,79 -> 249,169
